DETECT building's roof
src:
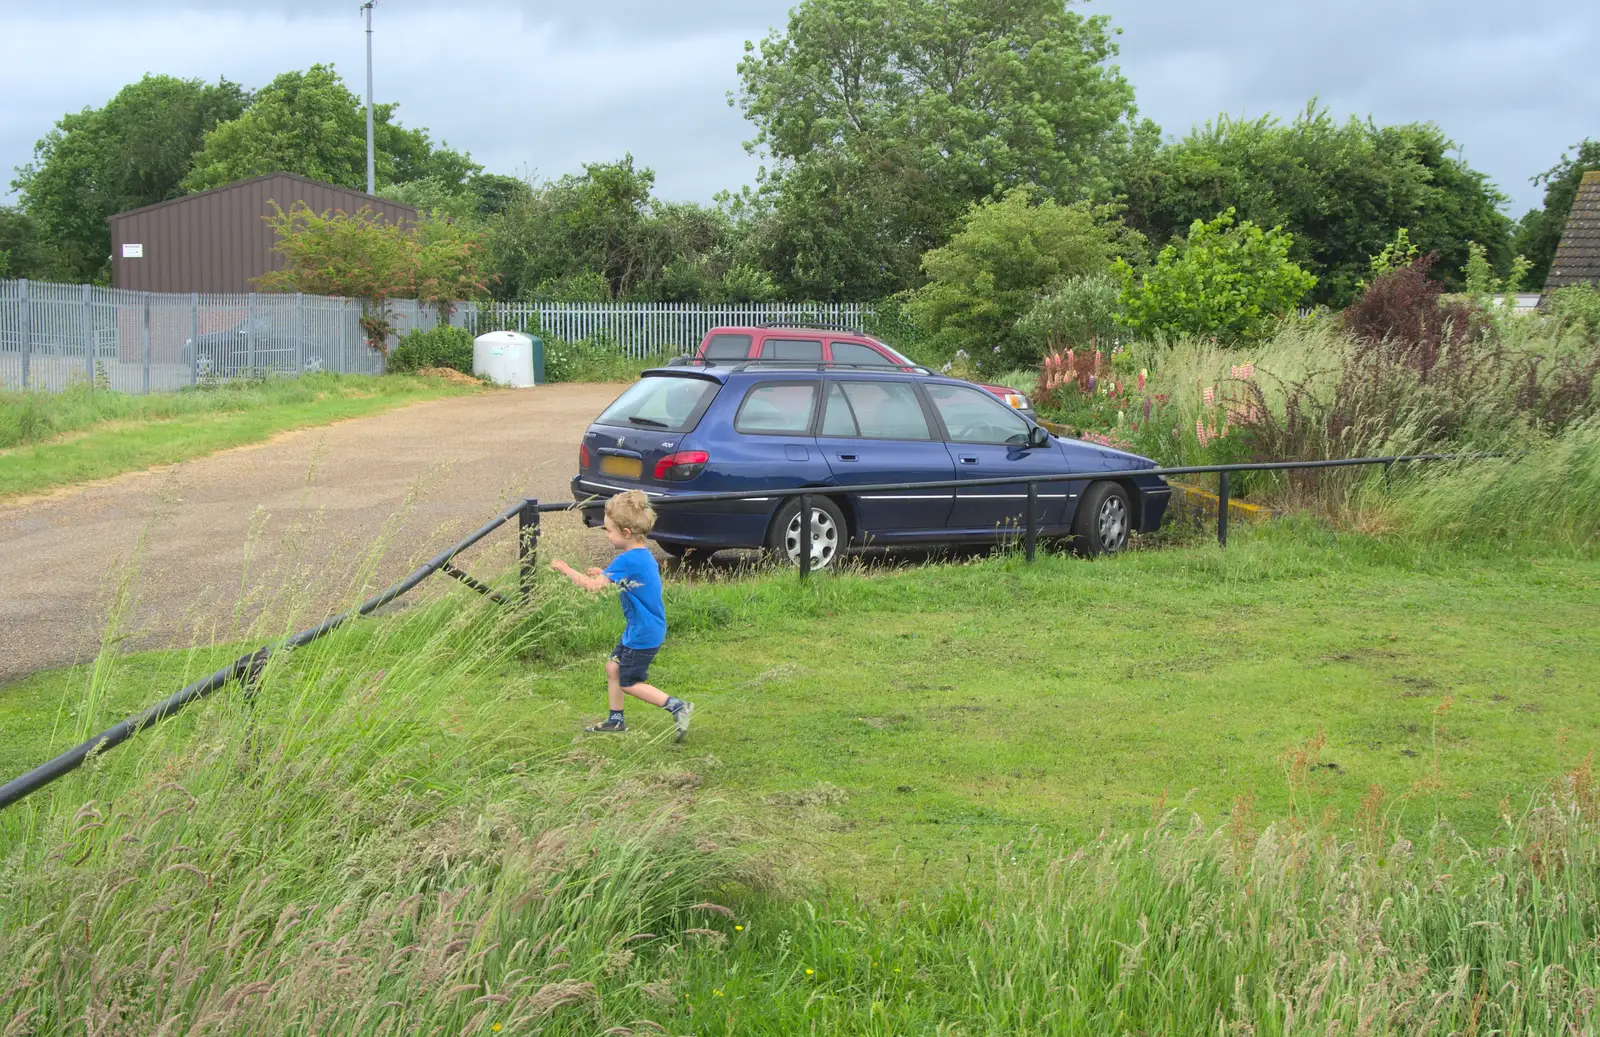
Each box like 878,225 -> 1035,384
1546,170 -> 1600,291
107,172 -> 416,223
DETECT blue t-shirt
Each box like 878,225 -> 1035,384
604,547 -> 667,649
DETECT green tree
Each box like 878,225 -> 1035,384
0,207 -> 54,280
11,74 -> 249,281
257,202 -> 490,354
1116,209 -> 1316,345
1116,104 -> 1510,307
736,0 -> 1139,300
904,188 -> 1141,371
1512,139 -> 1600,290
183,65 -> 476,194
487,156 -> 762,303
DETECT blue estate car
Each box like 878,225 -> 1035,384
571,363 -> 1171,567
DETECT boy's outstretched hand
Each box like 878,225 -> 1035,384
550,558 -> 611,592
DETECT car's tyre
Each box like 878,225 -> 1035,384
658,541 -> 711,567
766,496 -> 846,570
1072,481 -> 1133,557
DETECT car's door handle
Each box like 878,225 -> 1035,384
837,453 -> 858,462
959,456 -> 979,465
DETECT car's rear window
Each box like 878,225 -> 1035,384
596,376 -> 719,433
735,382 -> 818,435
703,333 -> 752,360
830,341 -> 895,366
759,338 -> 824,361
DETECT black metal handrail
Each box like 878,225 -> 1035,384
0,450 -> 1474,812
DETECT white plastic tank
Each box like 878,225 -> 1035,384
472,330 -> 536,388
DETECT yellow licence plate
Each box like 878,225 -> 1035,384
599,455 -> 643,479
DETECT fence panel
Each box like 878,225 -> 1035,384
3,281 -> 885,394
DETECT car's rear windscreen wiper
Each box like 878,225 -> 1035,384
627,415 -> 670,428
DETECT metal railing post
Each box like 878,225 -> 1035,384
19,279 -> 30,390
1025,482 -> 1038,562
518,498 -> 540,599
190,292 -> 200,386
295,292 -> 305,373
1217,471 -> 1230,548
798,493 -> 813,580
141,294 -> 152,395
82,283 -> 94,386
246,294 -> 257,375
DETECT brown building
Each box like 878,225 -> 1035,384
106,173 -> 417,295
1544,170 -> 1600,294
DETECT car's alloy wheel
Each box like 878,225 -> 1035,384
1072,481 -> 1132,556
769,498 -> 844,569
1097,493 -> 1128,549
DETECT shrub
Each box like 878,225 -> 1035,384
904,188 -> 1142,374
1015,272 -> 1122,354
1548,284 -> 1600,340
389,325 -> 474,374
1116,209 -> 1317,346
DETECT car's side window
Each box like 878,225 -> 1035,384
820,382 -> 860,436
759,338 -> 824,362
704,333 -> 753,360
839,382 -> 932,441
926,383 -> 1032,445
830,341 -> 894,366
734,382 -> 818,435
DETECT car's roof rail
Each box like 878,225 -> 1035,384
728,360 -> 935,376
753,320 -> 868,335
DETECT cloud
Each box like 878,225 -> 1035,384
1,0 -> 1595,215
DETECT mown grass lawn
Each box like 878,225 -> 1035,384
6,524 -> 1596,873
0,372 -> 473,497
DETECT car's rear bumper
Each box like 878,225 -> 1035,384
571,476 -> 773,548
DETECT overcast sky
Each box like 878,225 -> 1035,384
2,0 -> 1595,217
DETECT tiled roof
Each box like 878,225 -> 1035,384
1546,170 -> 1600,291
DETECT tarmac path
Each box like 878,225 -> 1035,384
0,385 -> 626,682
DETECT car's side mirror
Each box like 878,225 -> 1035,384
1028,424 -> 1051,449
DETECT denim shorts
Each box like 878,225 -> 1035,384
611,642 -> 660,686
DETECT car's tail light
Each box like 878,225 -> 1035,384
1003,393 -> 1031,411
579,443 -> 591,469
654,451 -> 709,481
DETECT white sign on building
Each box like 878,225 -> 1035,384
122,243 -> 144,258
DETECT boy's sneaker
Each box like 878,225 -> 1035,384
585,718 -> 627,733
672,701 -> 695,743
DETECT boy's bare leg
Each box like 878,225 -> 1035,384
622,681 -> 669,708
606,659 -> 627,711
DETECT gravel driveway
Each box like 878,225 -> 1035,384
0,385 -> 626,683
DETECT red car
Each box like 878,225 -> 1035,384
686,324 -> 1035,418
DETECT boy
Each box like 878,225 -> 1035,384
550,490 -> 694,740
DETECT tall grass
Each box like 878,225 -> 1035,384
0,374 -> 452,450
684,769 -> 1600,1034
0,560 -> 730,1034
1381,417 -> 1600,555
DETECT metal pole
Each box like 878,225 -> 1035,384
295,292 -> 305,374
190,292 -> 199,386
141,294 -> 151,395
798,494 -> 812,580
1025,482 -> 1038,563
19,279 -> 30,390
1217,471 -> 1230,549
518,497 -> 540,599
246,294 -> 257,375
363,1 -> 376,196
82,283 -> 94,386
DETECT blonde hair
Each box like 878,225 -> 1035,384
604,490 -> 657,537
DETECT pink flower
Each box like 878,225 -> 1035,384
1137,370 -> 1147,391
1203,386 -> 1216,407
1230,363 -> 1256,381
1196,416 -> 1209,446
